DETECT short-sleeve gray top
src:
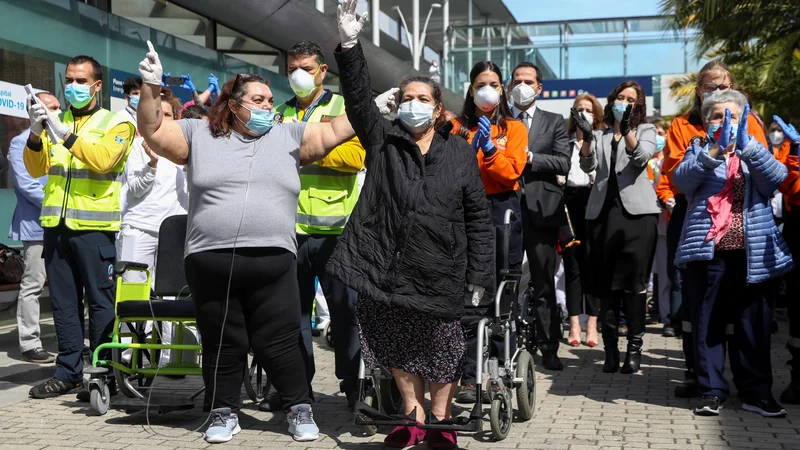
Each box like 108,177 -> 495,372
177,119 -> 307,257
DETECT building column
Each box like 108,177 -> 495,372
443,0 -> 449,88
372,0 -> 380,46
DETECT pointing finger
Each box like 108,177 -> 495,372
147,40 -> 155,54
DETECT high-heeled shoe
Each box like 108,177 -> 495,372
568,339 -> 580,347
585,340 -> 597,348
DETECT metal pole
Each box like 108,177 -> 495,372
372,0 -> 380,46
315,0 -> 324,13
623,19 -> 628,76
443,0 -> 449,88
467,0 -> 473,72
420,6 -> 438,67
413,0 -> 420,70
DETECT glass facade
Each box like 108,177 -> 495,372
0,0 -> 291,246
445,16 -> 706,93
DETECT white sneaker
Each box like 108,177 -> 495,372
287,403 -> 319,441
205,408 -> 241,443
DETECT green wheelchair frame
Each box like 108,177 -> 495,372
86,262 -> 203,415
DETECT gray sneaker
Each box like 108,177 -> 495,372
205,408 -> 241,443
287,403 -> 319,441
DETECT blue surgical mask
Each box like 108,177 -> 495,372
65,81 -> 97,108
612,101 -> 628,121
655,135 -> 665,151
707,123 -> 738,144
240,104 -> 275,135
129,95 -> 140,110
398,100 -> 435,133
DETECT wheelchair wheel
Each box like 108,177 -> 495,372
322,321 -> 334,348
245,357 -> 269,403
113,348 -> 154,399
90,383 -> 110,416
490,395 -> 512,441
362,389 -> 378,436
515,350 -> 536,420
378,378 -> 403,415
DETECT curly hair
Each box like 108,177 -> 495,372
603,81 -> 647,129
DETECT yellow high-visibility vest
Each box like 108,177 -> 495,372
277,91 -> 361,235
40,108 -> 134,231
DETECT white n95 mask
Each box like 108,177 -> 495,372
473,86 -> 501,112
289,68 -> 319,98
398,100 -> 435,133
512,83 -> 536,107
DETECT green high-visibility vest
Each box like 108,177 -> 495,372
39,108 -> 134,231
277,91 -> 360,235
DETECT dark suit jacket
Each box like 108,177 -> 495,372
520,107 -> 570,228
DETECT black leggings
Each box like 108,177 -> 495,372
185,247 -> 311,413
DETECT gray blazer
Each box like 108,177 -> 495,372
579,124 -> 661,220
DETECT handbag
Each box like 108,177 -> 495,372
0,244 -> 25,285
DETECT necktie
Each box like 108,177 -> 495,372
518,111 -> 530,130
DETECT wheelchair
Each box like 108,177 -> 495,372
354,210 -> 537,441
85,215 -> 266,414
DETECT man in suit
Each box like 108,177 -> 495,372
510,62 -> 570,370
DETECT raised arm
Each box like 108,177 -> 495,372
138,41 -> 189,165
299,115 -> 357,166
736,107 -> 787,197
334,0 -> 391,150
673,142 -> 720,196
625,123 -> 657,168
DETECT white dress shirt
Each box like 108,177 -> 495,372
566,139 -> 594,187
512,103 -> 537,130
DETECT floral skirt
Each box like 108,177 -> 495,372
356,297 -> 466,383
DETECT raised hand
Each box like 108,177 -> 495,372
139,40 -> 163,86
337,0 -> 368,49
717,108 -> 732,149
208,73 -> 220,95
477,116 -> 495,153
736,104 -> 751,150
774,115 -> 800,144
180,74 -> 196,93
26,95 -> 47,137
375,87 -> 399,115
620,103 -> 633,136
570,107 -> 593,141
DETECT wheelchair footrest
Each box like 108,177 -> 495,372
354,401 -> 416,426
417,416 -> 480,432
112,395 -> 195,414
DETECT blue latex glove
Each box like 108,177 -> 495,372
736,104 -> 751,150
774,115 -> 800,144
208,73 -> 220,95
161,72 -> 170,87
477,116 -> 495,153
180,74 -> 196,93
716,108 -> 733,149
471,127 -> 486,152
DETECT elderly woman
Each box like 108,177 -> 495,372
329,2 -> 495,448
137,42 -> 356,443
571,81 -> 660,375
674,90 -> 793,418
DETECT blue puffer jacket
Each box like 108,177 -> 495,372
673,138 -> 794,283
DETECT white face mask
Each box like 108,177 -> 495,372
770,131 -> 786,146
473,86 -> 501,112
289,68 -> 320,99
511,83 -> 536,108
398,100 -> 436,133
580,111 -> 594,124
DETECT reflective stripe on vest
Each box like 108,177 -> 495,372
40,108 -> 133,231
278,92 -> 360,235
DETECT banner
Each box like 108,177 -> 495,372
0,80 -> 33,119
540,76 -> 654,100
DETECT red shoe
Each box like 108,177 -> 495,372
585,341 -> 597,348
384,425 -> 426,448
568,339 -> 580,347
427,429 -> 458,449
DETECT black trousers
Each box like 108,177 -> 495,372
522,212 -> 560,353
43,223 -> 117,384
563,186 -> 599,317
185,248 -> 311,413
668,195 -> 694,380
684,250 -> 776,401
782,207 -> 800,378
297,234 -> 360,390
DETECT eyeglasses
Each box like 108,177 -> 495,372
701,83 -> 732,92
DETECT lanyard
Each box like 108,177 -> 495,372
295,90 -> 329,123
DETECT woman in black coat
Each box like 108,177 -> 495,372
327,2 -> 495,448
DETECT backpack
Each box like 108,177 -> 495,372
0,244 -> 25,285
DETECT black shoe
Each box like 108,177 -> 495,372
621,349 -> 642,374
76,378 -> 117,402
694,395 -> 722,416
340,379 -> 359,411
780,382 -> 800,404
258,388 -> 283,412
675,380 -> 699,398
29,377 -> 81,399
21,348 -> 55,364
602,347 -> 620,373
742,396 -> 788,417
662,327 -> 675,338
455,385 -> 477,404
541,352 -> 564,371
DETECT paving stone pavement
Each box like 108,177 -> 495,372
1,322 -> 799,450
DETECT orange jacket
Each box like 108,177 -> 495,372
779,152 -> 800,208
656,111 -> 769,204
774,140 -> 791,164
450,118 -> 528,196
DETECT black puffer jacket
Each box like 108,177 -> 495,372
326,43 -> 495,320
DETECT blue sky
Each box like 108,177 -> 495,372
504,0 -> 661,22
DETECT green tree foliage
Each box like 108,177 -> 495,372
660,0 -> 800,124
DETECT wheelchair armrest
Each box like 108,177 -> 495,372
114,261 -> 149,275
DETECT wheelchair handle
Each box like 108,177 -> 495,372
503,209 -> 516,225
